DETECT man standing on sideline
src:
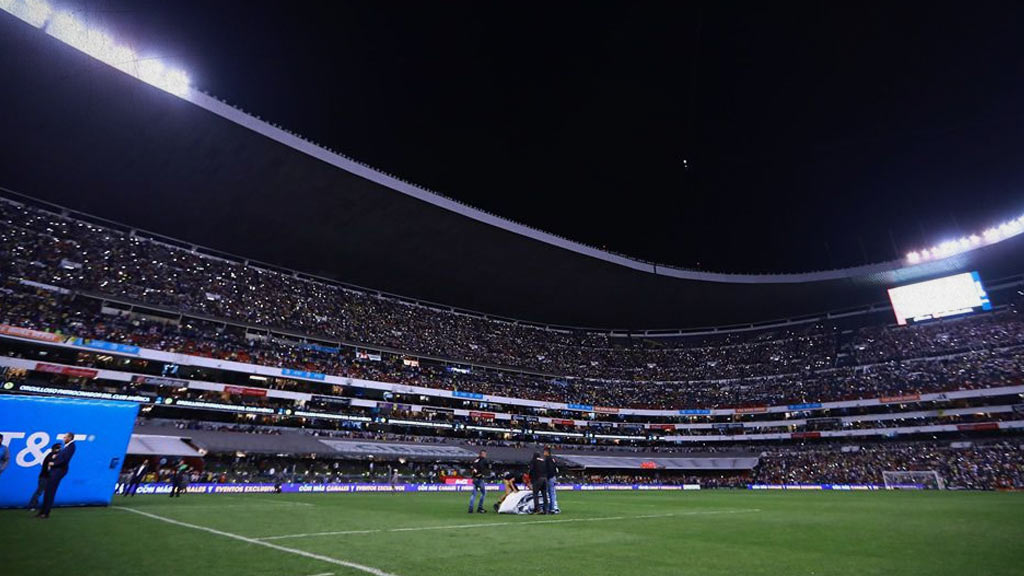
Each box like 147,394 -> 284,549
37,432 -> 76,519
125,460 -> 148,497
467,449 -> 491,513
170,462 -> 189,497
0,434 -> 9,479
29,444 -> 61,510
529,451 -> 549,515
389,465 -> 400,494
543,446 -> 560,514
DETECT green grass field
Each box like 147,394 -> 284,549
2,491 -> 1023,576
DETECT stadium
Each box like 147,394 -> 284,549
1,1 -> 1023,575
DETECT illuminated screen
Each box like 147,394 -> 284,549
887,272 -> 991,325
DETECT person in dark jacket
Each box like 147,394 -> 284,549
467,450 -> 491,513
28,444 -> 62,510
37,432 -> 76,519
125,461 -> 148,497
171,462 -> 190,497
543,447 -> 560,514
529,452 -> 549,514
0,433 -> 9,478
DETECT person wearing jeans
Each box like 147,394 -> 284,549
467,449 -> 491,513
543,447 -> 559,514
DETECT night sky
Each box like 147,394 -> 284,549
14,1 -> 1024,272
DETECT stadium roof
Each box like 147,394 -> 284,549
2,14 -> 1023,330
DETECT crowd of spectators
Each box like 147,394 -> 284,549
2,285 -> 1023,410
2,280 -> 1024,407
7,200 -> 1018,374
753,441 -> 1024,489
2,198 -> 1024,411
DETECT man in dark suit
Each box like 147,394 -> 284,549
125,460 -> 148,497
28,443 -> 62,510
37,432 -> 76,519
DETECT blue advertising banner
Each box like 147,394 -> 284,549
567,403 -> 594,411
281,368 -> 326,381
0,396 -> 138,508
71,338 -> 140,355
300,343 -> 341,354
786,403 -> 823,411
452,391 -> 484,400
678,409 -> 712,415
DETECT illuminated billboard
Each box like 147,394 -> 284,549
887,272 -> 991,325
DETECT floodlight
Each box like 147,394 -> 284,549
5,0 -> 51,27
32,2 -> 192,97
46,10 -> 84,44
908,211 -> 1024,265
161,68 -> 191,96
136,59 -> 166,86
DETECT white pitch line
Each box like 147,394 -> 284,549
258,508 -> 761,541
263,529 -> 385,539
115,507 -> 398,576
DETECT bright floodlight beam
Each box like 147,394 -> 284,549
5,0 -> 50,27
906,213 -> 1024,265
2,0 -> 191,97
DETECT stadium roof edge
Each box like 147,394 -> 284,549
187,89 -> 917,284
184,86 -> 1024,285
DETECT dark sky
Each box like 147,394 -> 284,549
29,1 -> 1024,272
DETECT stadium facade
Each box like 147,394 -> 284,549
1,6 -> 1023,493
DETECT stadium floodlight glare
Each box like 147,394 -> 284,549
47,10 -> 136,71
2,0 -> 191,97
4,0 -> 51,27
906,213 -> 1024,265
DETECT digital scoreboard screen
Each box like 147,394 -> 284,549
887,271 -> 991,325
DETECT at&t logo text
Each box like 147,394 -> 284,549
0,432 -> 92,467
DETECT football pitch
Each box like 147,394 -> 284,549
2,491 -> 1022,576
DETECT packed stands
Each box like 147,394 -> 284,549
1,278 -> 1022,409
3,195 -> 1024,490
752,442 -> 1024,490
